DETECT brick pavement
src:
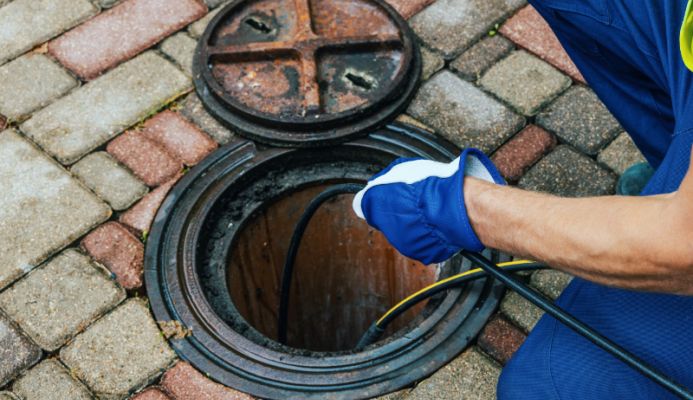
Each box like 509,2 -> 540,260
0,249 -> 125,351
0,54 -> 78,122
12,359 -> 93,400
0,1 -> 644,399
49,0 -> 206,80
81,222 -> 146,290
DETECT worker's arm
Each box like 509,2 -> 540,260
465,151 -> 693,295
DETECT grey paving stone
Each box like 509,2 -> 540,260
395,114 -> 434,132
0,311 -> 41,387
500,291 -> 544,332
375,389 -> 409,400
0,0 -> 96,65
450,35 -> 514,81
0,392 -> 19,400
60,299 -> 177,400
71,152 -> 148,211
96,0 -> 121,8
420,47 -> 444,81
160,32 -> 196,76
404,347 -> 501,400
0,53 -> 78,121
597,132 -> 647,175
12,359 -> 92,400
537,86 -> 621,155
530,269 -> 573,300
188,5 -> 225,38
0,130 -> 110,290
21,52 -> 191,165
407,70 -> 525,153
519,145 -> 617,197
506,0 -> 528,11
410,0 -> 519,59
0,249 -> 125,351
179,93 -> 235,144
480,50 -> 571,116
204,0 -> 227,9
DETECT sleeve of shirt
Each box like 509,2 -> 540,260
642,0 -> 693,194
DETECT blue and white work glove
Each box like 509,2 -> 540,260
352,148 -> 505,264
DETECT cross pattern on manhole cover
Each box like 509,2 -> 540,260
206,0 -> 402,114
193,0 -> 421,147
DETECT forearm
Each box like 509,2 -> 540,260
464,178 -> 693,295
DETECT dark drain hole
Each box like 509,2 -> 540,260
345,72 -> 375,90
228,185 -> 438,352
244,17 -> 272,34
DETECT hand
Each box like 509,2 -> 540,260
352,148 -> 505,264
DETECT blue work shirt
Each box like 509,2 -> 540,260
498,1 -> 693,399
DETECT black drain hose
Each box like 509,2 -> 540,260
355,260 -> 546,349
462,251 -> 693,400
277,183 -> 364,344
277,184 -> 693,400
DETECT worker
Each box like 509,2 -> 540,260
353,0 -> 693,398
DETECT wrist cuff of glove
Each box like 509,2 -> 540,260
453,148 -> 505,252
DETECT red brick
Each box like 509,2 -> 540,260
107,129 -> 182,187
385,0 -> 435,19
119,173 -> 181,236
492,124 -> 556,182
81,221 -> 144,289
161,362 -> 255,400
477,315 -> 527,365
500,5 -> 585,82
143,111 -> 218,166
132,387 -> 172,400
49,0 -> 207,80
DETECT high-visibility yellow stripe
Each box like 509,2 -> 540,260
682,0 -> 693,71
375,260 -> 536,325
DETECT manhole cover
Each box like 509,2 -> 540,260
145,123 -> 506,399
193,0 -> 421,147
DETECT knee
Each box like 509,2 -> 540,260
497,349 -> 558,400
496,352 -> 529,399
496,319 -> 557,399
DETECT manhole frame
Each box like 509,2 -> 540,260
192,0 -> 422,147
145,124 -> 505,400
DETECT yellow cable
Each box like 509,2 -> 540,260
376,259 -> 536,325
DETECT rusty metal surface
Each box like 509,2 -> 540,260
193,0 -> 421,146
144,123 -> 506,399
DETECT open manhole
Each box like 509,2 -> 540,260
229,183 -> 437,352
193,0 -> 421,146
145,124 -> 507,399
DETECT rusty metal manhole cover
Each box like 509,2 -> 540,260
193,0 -> 421,147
